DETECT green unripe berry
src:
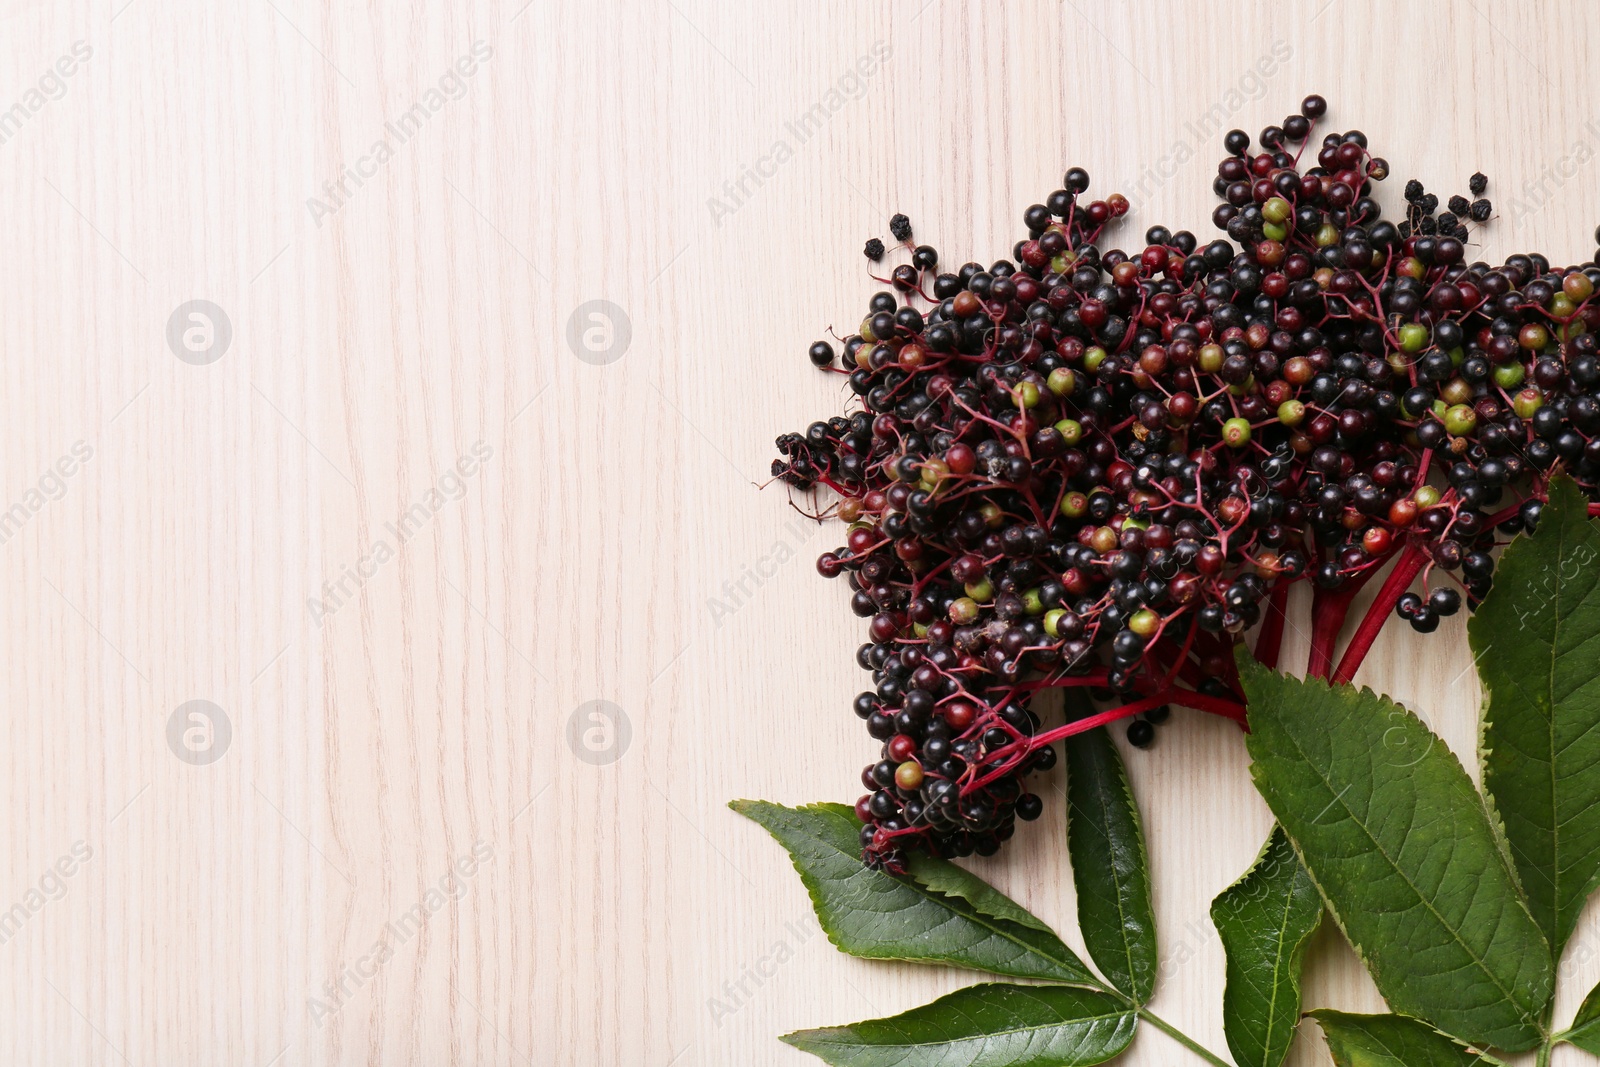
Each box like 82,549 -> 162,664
1015,381 -> 1040,409
1021,588 -> 1044,615
1262,196 -> 1292,224
1047,367 -> 1077,397
1398,323 -> 1429,353
1414,485 -> 1442,508
1083,346 -> 1108,372
1044,608 -> 1068,637
1222,417 -> 1252,447
1128,609 -> 1160,637
1512,387 -> 1544,418
1277,399 -> 1305,426
894,761 -> 924,791
1492,361 -> 1526,388
1443,403 -> 1477,436
1055,418 -> 1084,445
949,597 -> 980,624
1059,491 -> 1089,518
964,579 -> 994,603
1262,221 -> 1287,242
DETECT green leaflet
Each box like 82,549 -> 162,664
1555,978 -> 1600,1054
1210,825 -> 1322,1067
1310,1010 -> 1504,1067
1470,475 -> 1600,960
1065,721 -> 1158,1004
783,983 -> 1138,1067
731,800 -> 1096,984
1239,656 -> 1553,1051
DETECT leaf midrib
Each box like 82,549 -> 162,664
801,1008 -> 1132,1049
1080,747 -> 1144,997
801,812 -> 1093,981
1271,714 -> 1531,1020
1257,860 -> 1308,1064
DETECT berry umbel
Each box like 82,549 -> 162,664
773,95 -> 1600,871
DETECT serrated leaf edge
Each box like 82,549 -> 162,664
779,983 -> 1137,1056
1239,662 -> 1551,1050
730,799 -> 1098,986
1066,727 -> 1158,1005
1210,825 -> 1321,1067
1307,1009 -> 1510,1066
1471,475 -> 1600,962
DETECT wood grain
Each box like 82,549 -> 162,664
2,0 -> 1597,1063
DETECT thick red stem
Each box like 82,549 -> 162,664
1306,587 -> 1352,679
1305,549 -> 1394,678
1330,543 -> 1429,685
1254,581 -> 1290,670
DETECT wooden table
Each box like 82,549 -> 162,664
3,0 -> 1596,1062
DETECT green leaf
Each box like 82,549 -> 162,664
1238,656 -> 1553,1051
1309,1010 -> 1502,1067
782,983 -> 1137,1067
1209,825 -> 1322,1067
1555,977 -> 1600,1054
731,800 -> 1096,985
902,852 -> 1054,933
1065,722 -> 1159,1004
1470,475 -> 1600,960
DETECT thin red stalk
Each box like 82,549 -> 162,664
1159,687 -> 1248,722
1330,543 -> 1428,685
963,695 -> 1169,793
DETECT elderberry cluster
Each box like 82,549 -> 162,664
772,94 -> 1600,871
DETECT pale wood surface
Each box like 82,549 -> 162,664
2,0 -> 1598,1063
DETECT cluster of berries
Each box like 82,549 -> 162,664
771,95 -> 1600,871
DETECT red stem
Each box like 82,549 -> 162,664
1305,550 -> 1394,679
1254,581 -> 1290,670
1306,587 -> 1351,680
1330,543 -> 1429,685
